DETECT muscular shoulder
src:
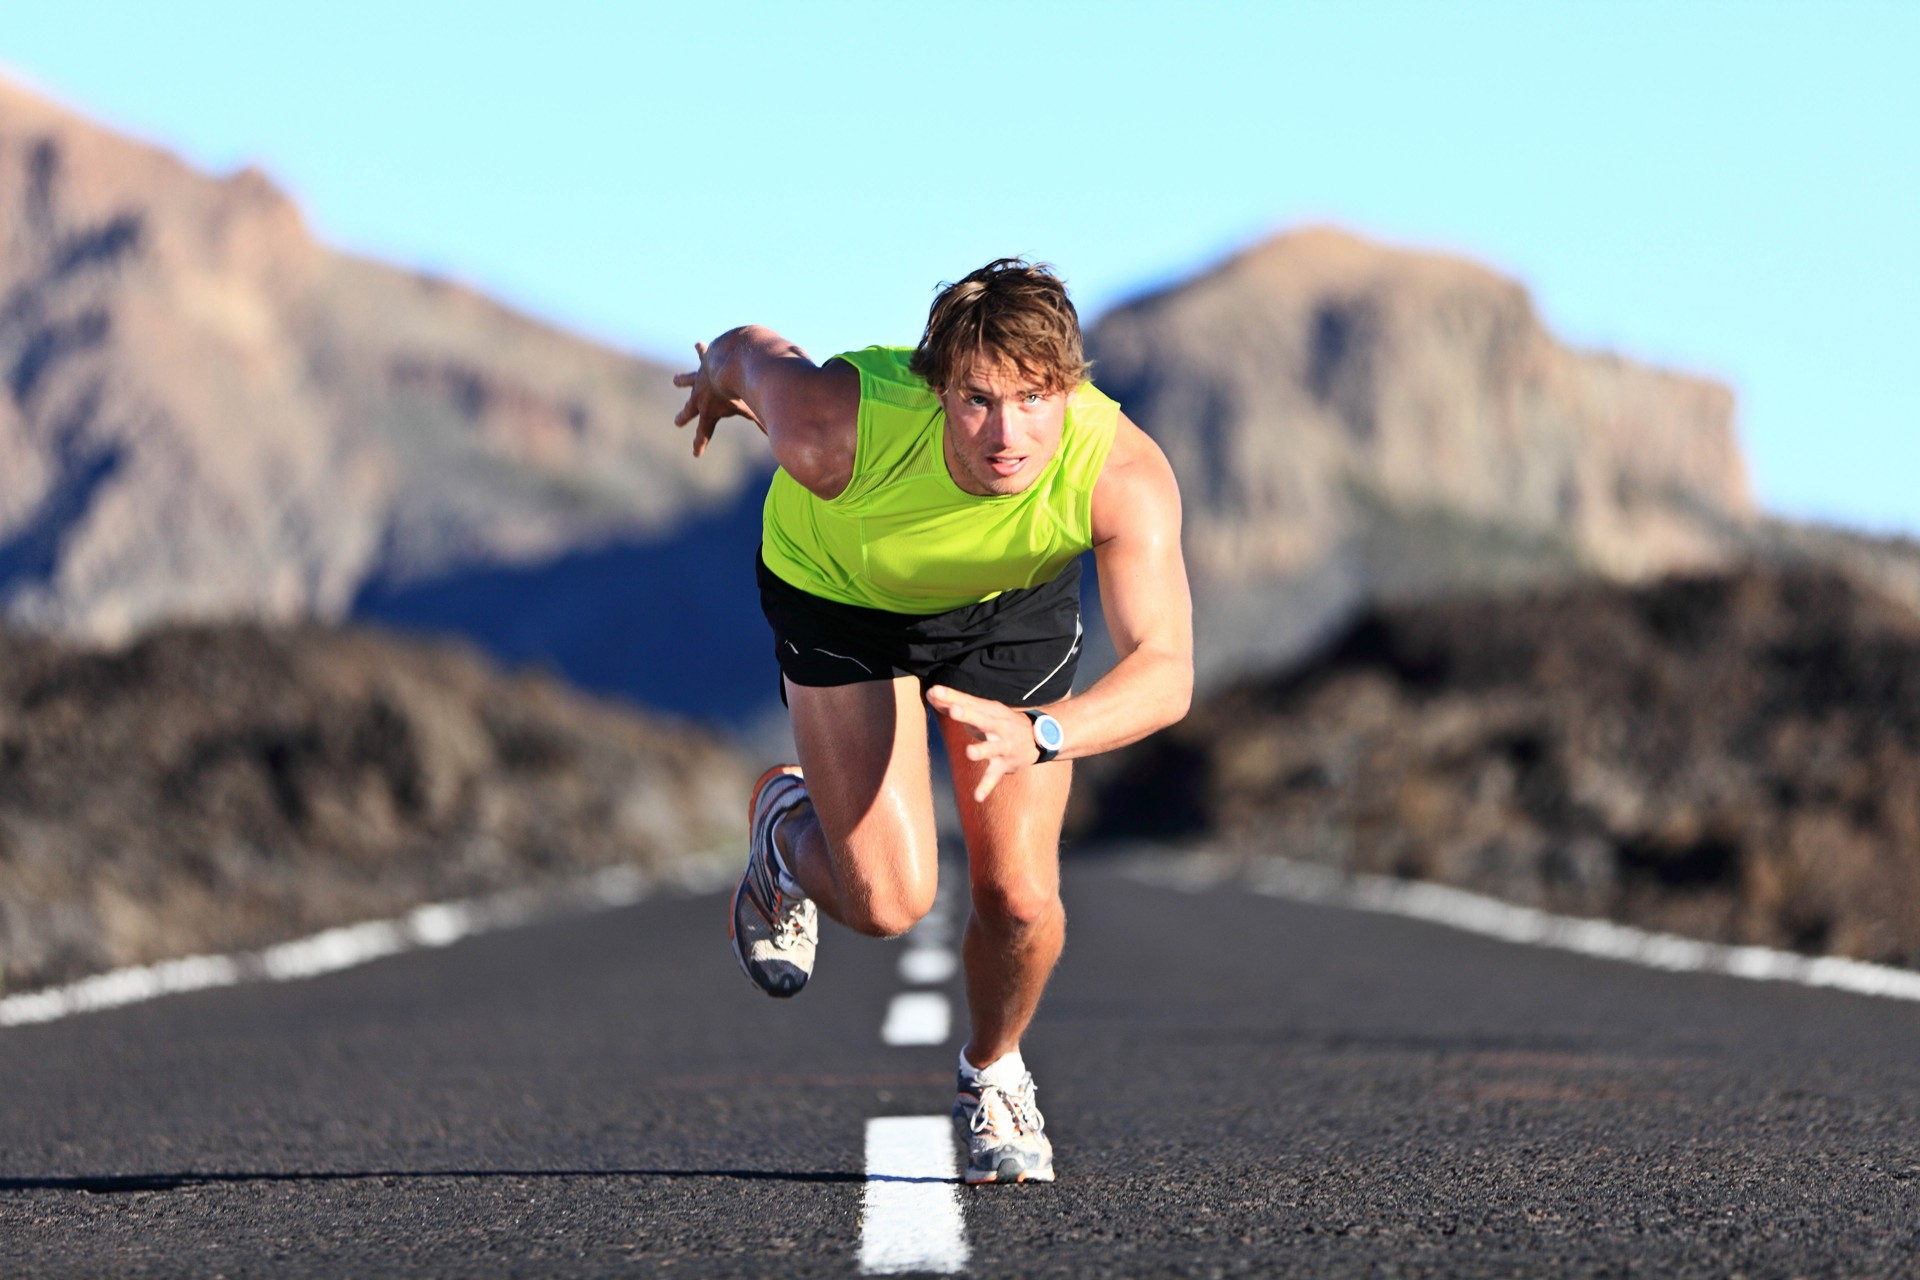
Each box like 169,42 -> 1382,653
1090,413 -> 1182,549
772,358 -> 861,499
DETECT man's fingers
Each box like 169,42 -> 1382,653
930,693 -> 991,742
927,685 -> 980,714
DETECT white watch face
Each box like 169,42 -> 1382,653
1034,714 -> 1064,752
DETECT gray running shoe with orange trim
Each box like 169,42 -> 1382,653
729,765 -> 817,998
953,1068 -> 1054,1184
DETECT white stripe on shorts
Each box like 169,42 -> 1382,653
1021,615 -> 1082,702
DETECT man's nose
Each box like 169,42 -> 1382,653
984,404 -> 1014,444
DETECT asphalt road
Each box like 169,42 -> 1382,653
3,854 -> 1919,1278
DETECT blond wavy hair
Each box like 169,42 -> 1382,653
910,258 -> 1091,395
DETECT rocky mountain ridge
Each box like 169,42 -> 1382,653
7,73 -> 1915,732
0,74 -> 762,645
1088,227 -> 1759,682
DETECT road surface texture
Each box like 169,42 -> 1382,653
3,854 -> 1918,1277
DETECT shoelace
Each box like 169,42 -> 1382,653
969,1078 -> 1042,1139
771,898 -> 813,950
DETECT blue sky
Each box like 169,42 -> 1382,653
5,1 -> 1915,536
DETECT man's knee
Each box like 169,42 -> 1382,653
833,839 -> 938,938
970,874 -> 1062,933
841,882 -> 936,938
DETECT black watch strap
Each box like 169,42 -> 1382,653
1023,709 -> 1063,763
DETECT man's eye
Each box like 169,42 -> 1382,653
1024,393 -> 1043,405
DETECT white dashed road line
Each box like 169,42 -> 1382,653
881,874 -> 962,1046
862,870 -> 967,1272
899,946 -> 958,985
881,991 -> 952,1045
860,1116 -> 969,1275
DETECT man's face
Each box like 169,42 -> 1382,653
937,360 -> 1068,498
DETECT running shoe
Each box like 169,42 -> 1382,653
953,1067 -> 1054,1184
729,765 -> 817,998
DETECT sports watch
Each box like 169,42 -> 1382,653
1023,709 -> 1064,763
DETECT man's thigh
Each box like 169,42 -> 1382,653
786,674 -> 941,904
936,714 -> 1072,905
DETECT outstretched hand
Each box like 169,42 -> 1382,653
673,340 -> 764,457
925,685 -> 1041,803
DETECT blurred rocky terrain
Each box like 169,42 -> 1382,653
1081,566 -> 1920,968
9,74 -> 1920,988
20,72 -> 1899,730
1088,227 -> 1761,682
0,75 -> 763,667
0,620 -> 749,992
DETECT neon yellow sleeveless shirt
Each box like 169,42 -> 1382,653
761,346 -> 1120,614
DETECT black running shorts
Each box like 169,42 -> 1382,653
757,550 -> 1083,707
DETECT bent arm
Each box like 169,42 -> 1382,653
1047,414 -> 1193,758
925,413 -> 1192,798
674,325 -> 859,498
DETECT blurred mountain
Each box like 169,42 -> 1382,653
0,618 -> 751,992
1087,227 -> 1760,683
8,75 -> 1919,737
1079,566 -> 1920,968
0,74 -> 763,654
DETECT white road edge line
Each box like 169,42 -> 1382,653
0,856 -> 735,1029
1124,847 -> 1920,1003
861,1116 -> 968,1275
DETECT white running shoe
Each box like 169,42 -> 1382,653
729,765 -> 817,998
953,1067 -> 1054,1184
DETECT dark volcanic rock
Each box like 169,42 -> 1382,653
0,622 -> 751,991
1082,568 -> 1920,967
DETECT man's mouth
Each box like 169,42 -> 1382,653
988,455 -> 1026,478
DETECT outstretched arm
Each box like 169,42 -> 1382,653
928,413 -> 1193,800
672,325 -> 860,499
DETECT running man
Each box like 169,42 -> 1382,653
672,259 -> 1192,1184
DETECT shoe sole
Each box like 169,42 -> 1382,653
964,1163 -> 1054,1185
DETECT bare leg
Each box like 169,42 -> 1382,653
937,715 -> 1073,1067
779,676 -> 941,938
